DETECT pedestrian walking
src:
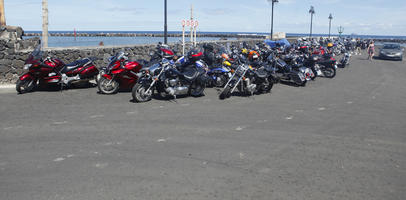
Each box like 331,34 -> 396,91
367,41 -> 375,60
356,38 -> 362,55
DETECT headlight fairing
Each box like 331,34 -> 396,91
23,64 -> 32,70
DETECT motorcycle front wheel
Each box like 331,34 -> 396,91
98,77 -> 119,94
132,83 -> 152,102
323,67 -> 336,78
219,85 -> 232,100
16,78 -> 36,94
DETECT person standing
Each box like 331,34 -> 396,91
367,41 -> 375,60
356,38 -> 362,55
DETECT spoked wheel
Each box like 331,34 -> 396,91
16,78 -> 36,94
219,85 -> 232,100
132,83 -> 152,102
98,77 -> 119,94
323,67 -> 336,78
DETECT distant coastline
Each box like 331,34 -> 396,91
23,31 -> 406,40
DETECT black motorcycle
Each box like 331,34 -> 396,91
132,52 -> 207,102
267,53 -> 307,86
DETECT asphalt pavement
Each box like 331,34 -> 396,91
0,54 -> 405,200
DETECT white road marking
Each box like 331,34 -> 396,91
318,107 -> 326,111
52,121 -> 68,125
53,157 -> 65,162
295,110 -> 304,113
239,152 -> 245,159
235,126 -> 245,131
89,115 -> 104,119
3,127 -> 13,130
95,163 -> 108,168
157,138 -> 167,142
347,101 -> 353,104
66,154 -> 74,158
126,111 -> 137,115
285,116 -> 293,120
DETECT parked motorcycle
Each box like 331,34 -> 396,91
16,45 -> 99,94
267,53 -> 307,87
97,52 -> 143,94
338,52 -> 351,68
204,45 -> 234,87
132,49 -> 208,102
219,53 -> 274,99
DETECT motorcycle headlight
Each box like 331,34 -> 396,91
23,64 -> 32,70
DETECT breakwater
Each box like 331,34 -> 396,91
24,32 -> 267,39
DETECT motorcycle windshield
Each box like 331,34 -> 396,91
26,45 -> 43,64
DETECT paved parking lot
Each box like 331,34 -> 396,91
1,55 -> 405,200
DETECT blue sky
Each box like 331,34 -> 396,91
4,0 -> 406,36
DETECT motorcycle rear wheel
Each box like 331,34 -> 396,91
189,82 -> 205,97
16,78 -> 36,94
98,77 -> 119,94
132,83 -> 152,102
214,74 -> 228,88
323,67 -> 336,78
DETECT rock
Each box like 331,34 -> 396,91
0,26 -> 24,40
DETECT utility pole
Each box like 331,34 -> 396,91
190,4 -> 193,45
164,0 -> 167,44
42,0 -> 49,48
0,0 -> 6,26
328,13 -> 333,38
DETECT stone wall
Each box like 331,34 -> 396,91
0,38 -> 263,84
0,25 -> 41,83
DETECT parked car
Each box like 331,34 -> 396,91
379,43 -> 403,61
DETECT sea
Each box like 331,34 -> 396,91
23,31 -> 406,48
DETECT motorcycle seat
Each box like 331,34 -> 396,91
62,58 -> 91,73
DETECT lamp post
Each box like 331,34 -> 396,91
338,26 -> 344,38
164,0 -> 168,44
309,6 -> 315,39
268,0 -> 278,40
328,13 -> 333,38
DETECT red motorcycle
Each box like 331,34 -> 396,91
16,46 -> 99,94
97,52 -> 143,94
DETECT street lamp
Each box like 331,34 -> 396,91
164,0 -> 168,44
338,26 -> 344,38
268,0 -> 278,40
309,6 -> 315,39
328,13 -> 333,38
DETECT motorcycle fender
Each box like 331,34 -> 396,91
19,73 -> 33,81
102,74 -> 113,80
